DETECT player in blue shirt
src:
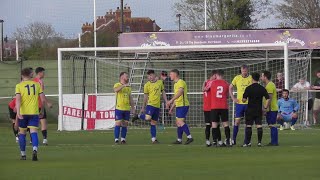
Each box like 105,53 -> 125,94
277,89 -> 299,131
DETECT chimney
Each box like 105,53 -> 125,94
153,20 -> 156,32
115,7 -> 121,18
123,5 -> 132,18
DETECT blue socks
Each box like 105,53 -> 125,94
291,118 -> 297,126
115,125 -> 127,140
233,125 -> 239,142
181,124 -> 191,136
121,127 -> 127,139
150,125 -> 156,138
30,132 -> 38,149
19,134 -> 26,152
19,133 -> 39,154
114,125 -> 120,139
177,124 -> 192,140
270,127 -> 278,145
274,127 -> 278,144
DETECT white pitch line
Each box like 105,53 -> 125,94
291,146 -> 313,148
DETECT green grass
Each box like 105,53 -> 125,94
0,124 -> 320,180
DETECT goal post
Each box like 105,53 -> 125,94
58,43 -> 312,131
283,43 -> 289,89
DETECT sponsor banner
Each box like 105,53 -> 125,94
61,94 -> 116,131
119,29 -> 320,50
63,107 -> 115,119
61,94 -> 83,131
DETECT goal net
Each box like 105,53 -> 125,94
57,44 -> 311,131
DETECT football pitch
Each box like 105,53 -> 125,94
0,124 -> 320,180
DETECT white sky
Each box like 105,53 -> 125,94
0,0 -> 280,38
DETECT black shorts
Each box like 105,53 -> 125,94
8,106 -> 16,120
245,109 -> 262,125
39,108 -> 47,119
204,111 -> 211,124
211,109 -> 228,122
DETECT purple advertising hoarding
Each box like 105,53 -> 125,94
119,29 -> 320,50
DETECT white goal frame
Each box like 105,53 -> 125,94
57,43 -> 288,131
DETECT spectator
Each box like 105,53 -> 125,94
275,72 -> 285,99
277,89 -> 299,131
291,78 -> 313,126
160,71 -> 173,126
312,70 -> 320,124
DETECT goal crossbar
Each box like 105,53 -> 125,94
58,43 -> 287,52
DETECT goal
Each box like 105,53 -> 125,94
57,43 -> 311,131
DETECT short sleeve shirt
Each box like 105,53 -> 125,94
15,80 -> 43,115
114,83 -> 131,111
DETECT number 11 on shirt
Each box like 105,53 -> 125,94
25,84 -> 36,95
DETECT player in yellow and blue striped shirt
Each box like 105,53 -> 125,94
166,69 -> 193,145
132,70 -> 167,143
229,65 -> 252,145
261,71 -> 279,146
114,72 -> 135,144
16,67 -> 46,161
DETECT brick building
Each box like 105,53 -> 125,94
81,5 -> 161,34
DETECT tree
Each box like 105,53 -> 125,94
13,21 -> 62,48
174,0 -> 270,30
13,22 -> 68,60
275,0 -> 320,28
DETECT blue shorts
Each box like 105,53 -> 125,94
235,104 -> 248,119
280,113 -> 292,122
176,106 -> 189,120
18,115 -> 39,130
115,109 -> 130,121
145,105 -> 160,121
266,111 -> 278,125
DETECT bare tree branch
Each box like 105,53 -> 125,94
276,0 -> 320,28
13,21 -> 62,48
